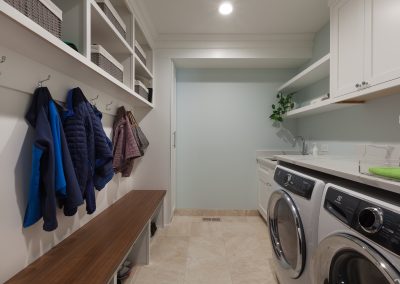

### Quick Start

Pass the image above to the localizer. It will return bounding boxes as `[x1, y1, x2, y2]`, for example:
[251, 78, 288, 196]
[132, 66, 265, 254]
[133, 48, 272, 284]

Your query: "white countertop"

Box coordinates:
[256, 150, 301, 169]
[274, 155, 400, 194]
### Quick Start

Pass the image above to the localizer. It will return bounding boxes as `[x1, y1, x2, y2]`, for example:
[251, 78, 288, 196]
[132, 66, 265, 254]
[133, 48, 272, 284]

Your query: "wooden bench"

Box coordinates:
[6, 190, 166, 284]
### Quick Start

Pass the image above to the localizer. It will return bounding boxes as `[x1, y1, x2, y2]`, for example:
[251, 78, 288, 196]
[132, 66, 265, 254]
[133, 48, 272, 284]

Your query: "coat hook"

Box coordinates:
[38, 75, 51, 87]
[105, 101, 113, 111]
[90, 95, 99, 106]
[0, 56, 6, 64]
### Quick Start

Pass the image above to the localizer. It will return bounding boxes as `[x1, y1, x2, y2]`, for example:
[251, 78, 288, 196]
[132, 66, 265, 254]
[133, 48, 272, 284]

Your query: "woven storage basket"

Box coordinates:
[96, 0, 126, 39]
[134, 40, 147, 65]
[135, 80, 150, 101]
[91, 44, 124, 82]
[4, 0, 62, 38]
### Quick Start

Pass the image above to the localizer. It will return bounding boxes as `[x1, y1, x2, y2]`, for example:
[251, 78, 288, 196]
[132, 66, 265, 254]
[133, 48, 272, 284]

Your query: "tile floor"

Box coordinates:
[129, 215, 277, 284]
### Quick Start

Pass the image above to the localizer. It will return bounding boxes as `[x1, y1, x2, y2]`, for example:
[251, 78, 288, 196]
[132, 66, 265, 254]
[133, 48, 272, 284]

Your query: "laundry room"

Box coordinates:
[1, 0, 400, 283]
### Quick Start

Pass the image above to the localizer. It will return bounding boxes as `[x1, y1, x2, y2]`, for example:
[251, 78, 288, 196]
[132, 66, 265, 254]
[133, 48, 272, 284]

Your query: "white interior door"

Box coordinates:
[170, 62, 177, 214]
[330, 0, 365, 98]
[364, 0, 400, 87]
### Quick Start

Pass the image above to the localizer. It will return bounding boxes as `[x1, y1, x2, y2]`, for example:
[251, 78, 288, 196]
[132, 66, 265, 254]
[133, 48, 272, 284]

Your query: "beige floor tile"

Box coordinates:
[221, 216, 248, 222]
[222, 221, 269, 239]
[173, 216, 203, 223]
[151, 236, 190, 262]
[190, 222, 224, 238]
[162, 221, 192, 237]
[188, 236, 226, 259]
[184, 256, 232, 284]
[133, 261, 186, 284]
[246, 215, 266, 223]
[225, 236, 273, 260]
[228, 255, 277, 284]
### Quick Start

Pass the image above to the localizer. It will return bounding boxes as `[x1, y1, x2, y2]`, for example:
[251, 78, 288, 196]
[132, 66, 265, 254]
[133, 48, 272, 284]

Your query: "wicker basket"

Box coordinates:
[4, 0, 62, 38]
[95, 0, 126, 39]
[135, 80, 150, 101]
[134, 40, 147, 65]
[91, 44, 124, 82]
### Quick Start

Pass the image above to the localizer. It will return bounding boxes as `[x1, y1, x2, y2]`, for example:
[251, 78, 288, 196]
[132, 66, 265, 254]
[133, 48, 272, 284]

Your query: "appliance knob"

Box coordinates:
[284, 173, 292, 186]
[358, 207, 384, 234]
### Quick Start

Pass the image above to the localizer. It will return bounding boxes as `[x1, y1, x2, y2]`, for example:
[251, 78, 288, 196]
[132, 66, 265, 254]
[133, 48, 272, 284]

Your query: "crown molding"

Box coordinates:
[154, 33, 315, 49]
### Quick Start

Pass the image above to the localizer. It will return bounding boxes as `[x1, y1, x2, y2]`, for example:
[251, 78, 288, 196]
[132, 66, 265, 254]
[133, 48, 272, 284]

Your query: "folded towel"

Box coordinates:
[368, 167, 400, 180]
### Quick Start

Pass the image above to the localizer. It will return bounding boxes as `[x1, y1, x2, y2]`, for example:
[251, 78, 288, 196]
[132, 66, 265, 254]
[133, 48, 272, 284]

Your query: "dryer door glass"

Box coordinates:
[268, 190, 306, 279]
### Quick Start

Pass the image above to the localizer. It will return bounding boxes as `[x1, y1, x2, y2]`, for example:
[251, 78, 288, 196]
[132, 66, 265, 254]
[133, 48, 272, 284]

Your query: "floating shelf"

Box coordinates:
[134, 54, 153, 79]
[286, 99, 362, 119]
[91, 0, 133, 57]
[0, 2, 152, 108]
[278, 54, 330, 93]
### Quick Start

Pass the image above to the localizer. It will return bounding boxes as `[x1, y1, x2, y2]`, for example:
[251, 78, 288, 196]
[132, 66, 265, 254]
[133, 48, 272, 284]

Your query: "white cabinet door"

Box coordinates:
[364, 0, 400, 87]
[257, 168, 274, 218]
[330, 0, 365, 97]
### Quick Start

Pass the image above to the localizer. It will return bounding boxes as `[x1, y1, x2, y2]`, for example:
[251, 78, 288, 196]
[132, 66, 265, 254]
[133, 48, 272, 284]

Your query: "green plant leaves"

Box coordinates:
[269, 92, 295, 122]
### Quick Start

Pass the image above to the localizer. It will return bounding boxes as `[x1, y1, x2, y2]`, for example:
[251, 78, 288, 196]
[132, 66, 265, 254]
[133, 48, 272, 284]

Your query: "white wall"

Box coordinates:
[0, 44, 155, 282]
[176, 69, 296, 209]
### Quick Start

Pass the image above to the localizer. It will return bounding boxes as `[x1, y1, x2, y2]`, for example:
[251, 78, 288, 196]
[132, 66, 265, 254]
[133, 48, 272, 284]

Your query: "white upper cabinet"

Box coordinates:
[330, 0, 400, 98]
[364, 0, 400, 88]
[330, 0, 365, 98]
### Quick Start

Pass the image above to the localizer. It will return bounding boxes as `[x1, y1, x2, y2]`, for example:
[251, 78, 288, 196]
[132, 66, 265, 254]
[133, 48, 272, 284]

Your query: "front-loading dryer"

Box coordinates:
[268, 165, 326, 284]
[312, 183, 400, 284]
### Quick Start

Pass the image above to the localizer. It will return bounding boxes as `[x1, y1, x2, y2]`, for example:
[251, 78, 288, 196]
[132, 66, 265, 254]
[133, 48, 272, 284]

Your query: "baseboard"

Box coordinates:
[174, 209, 260, 217]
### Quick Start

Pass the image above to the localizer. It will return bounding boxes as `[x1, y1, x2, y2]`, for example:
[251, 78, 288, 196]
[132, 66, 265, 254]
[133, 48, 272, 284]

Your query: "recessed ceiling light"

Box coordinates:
[219, 2, 233, 15]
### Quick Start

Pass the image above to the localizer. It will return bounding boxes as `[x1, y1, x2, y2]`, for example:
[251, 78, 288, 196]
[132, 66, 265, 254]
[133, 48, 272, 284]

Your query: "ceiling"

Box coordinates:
[173, 58, 308, 69]
[135, 0, 330, 37]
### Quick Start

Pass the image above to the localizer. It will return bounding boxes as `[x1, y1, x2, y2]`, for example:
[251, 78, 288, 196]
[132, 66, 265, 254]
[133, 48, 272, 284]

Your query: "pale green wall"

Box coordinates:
[176, 69, 296, 209]
[294, 23, 330, 106]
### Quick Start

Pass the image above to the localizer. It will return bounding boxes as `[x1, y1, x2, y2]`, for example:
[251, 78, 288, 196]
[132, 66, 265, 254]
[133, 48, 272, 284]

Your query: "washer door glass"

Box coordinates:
[331, 251, 391, 284]
[312, 234, 400, 284]
[268, 190, 306, 279]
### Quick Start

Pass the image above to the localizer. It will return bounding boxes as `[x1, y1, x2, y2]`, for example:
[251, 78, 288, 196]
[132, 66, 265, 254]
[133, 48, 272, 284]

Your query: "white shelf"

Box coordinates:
[0, 1, 152, 108]
[134, 54, 153, 79]
[91, 0, 133, 56]
[278, 54, 330, 93]
[286, 99, 362, 119]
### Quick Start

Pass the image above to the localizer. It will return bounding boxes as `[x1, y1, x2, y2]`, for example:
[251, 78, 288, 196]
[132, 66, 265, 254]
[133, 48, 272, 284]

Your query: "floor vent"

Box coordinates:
[202, 217, 221, 222]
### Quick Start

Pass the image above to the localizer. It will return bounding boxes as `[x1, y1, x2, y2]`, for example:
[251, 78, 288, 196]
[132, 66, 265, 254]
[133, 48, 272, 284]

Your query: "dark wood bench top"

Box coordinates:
[6, 190, 166, 284]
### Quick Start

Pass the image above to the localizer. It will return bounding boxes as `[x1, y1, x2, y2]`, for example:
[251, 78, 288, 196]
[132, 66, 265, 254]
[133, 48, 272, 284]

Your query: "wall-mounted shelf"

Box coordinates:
[0, 1, 153, 108]
[278, 54, 330, 93]
[91, 0, 133, 57]
[135, 54, 153, 79]
[286, 99, 361, 119]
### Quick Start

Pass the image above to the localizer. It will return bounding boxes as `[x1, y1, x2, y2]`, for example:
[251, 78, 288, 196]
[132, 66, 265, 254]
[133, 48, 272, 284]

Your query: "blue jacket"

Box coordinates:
[24, 88, 83, 231]
[63, 88, 113, 214]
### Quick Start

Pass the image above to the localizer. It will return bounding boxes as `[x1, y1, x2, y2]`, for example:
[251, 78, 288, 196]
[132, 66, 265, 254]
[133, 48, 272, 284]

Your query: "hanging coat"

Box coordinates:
[112, 107, 141, 177]
[63, 88, 113, 214]
[24, 87, 83, 231]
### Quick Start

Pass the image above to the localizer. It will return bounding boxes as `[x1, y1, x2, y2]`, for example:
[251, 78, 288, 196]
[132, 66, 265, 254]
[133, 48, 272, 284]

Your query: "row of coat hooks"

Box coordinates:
[35, 74, 116, 112]
[0, 54, 130, 115]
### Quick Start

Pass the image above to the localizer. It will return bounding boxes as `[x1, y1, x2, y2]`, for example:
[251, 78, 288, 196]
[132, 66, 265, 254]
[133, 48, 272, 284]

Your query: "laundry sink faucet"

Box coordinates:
[295, 136, 308, 155]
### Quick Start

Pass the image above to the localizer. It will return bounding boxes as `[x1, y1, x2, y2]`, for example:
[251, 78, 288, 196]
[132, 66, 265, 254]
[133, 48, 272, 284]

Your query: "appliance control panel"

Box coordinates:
[274, 167, 315, 199]
[325, 187, 400, 256]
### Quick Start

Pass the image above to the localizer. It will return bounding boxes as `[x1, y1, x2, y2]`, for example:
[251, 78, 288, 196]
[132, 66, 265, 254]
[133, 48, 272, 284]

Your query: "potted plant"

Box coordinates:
[269, 92, 295, 122]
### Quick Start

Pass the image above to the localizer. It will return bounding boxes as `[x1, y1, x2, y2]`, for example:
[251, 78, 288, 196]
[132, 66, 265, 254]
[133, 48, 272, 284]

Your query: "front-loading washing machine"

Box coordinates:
[312, 182, 400, 284]
[268, 165, 326, 284]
